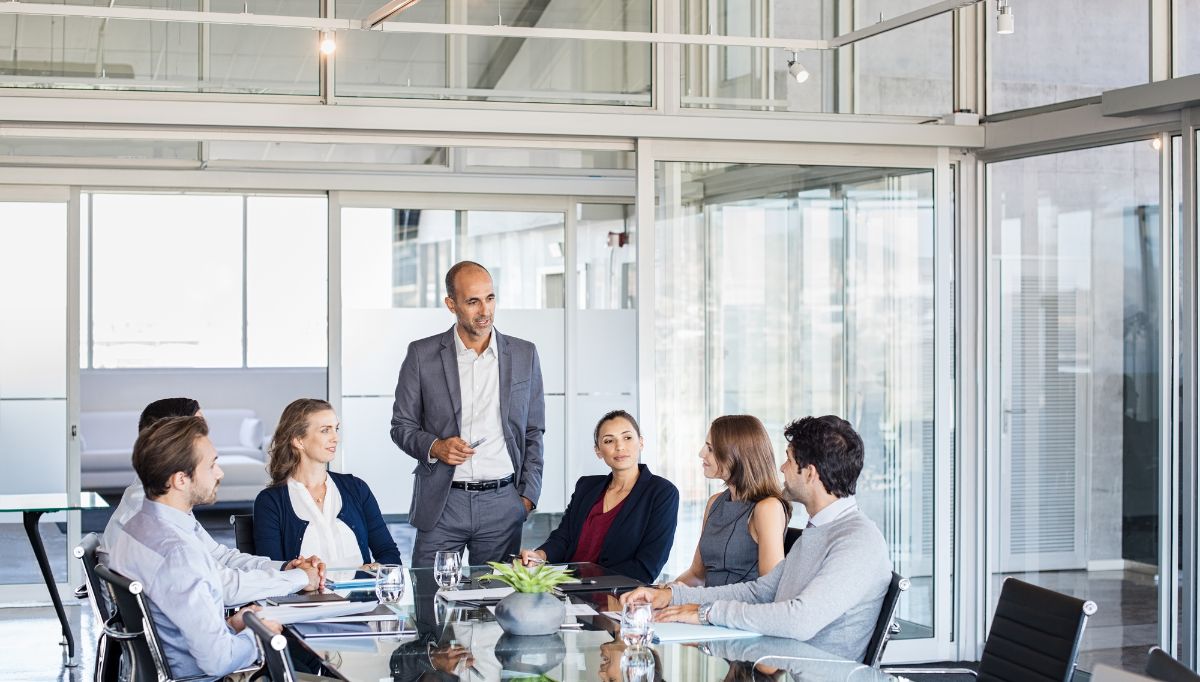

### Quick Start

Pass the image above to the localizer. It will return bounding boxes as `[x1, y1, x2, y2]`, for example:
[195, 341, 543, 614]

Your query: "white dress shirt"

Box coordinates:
[107, 500, 261, 681]
[451, 329, 514, 482]
[102, 482, 307, 604]
[805, 495, 859, 528]
[288, 476, 364, 567]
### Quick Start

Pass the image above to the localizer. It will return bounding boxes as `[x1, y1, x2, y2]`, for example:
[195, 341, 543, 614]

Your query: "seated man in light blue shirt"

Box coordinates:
[102, 397, 323, 605]
[107, 415, 285, 681]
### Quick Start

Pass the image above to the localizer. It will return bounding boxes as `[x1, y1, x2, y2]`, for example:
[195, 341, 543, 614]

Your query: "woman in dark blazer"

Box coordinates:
[254, 399, 401, 567]
[519, 410, 679, 583]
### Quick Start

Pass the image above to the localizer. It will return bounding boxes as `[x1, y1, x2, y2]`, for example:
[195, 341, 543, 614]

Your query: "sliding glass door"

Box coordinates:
[987, 141, 1167, 672]
[648, 142, 955, 660]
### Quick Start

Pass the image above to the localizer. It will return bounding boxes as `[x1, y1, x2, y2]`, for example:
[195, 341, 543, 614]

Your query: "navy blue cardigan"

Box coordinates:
[537, 464, 679, 583]
[253, 471, 402, 565]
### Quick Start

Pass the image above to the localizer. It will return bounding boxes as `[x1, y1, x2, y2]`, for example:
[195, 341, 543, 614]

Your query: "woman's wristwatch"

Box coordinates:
[697, 603, 713, 626]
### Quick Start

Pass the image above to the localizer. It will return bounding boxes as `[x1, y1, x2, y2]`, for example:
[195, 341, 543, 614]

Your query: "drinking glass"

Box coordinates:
[620, 601, 654, 647]
[620, 645, 656, 682]
[375, 564, 405, 604]
[434, 550, 462, 590]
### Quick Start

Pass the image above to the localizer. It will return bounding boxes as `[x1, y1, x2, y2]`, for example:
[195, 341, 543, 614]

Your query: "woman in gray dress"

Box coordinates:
[672, 415, 791, 587]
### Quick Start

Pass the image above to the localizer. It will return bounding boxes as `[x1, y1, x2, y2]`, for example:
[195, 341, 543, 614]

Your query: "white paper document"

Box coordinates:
[257, 601, 378, 625]
[436, 586, 515, 602]
[600, 612, 762, 643]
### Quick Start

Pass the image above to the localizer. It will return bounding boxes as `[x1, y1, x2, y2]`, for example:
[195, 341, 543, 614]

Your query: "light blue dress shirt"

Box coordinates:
[102, 482, 307, 605]
[107, 500, 261, 681]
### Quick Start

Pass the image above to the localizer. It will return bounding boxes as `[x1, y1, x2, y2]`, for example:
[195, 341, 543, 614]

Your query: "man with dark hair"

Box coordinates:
[391, 260, 546, 567]
[102, 397, 322, 605]
[107, 417, 281, 681]
[621, 415, 891, 661]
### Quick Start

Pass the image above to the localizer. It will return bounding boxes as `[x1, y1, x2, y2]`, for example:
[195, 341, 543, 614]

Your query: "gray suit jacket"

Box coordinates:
[390, 327, 546, 532]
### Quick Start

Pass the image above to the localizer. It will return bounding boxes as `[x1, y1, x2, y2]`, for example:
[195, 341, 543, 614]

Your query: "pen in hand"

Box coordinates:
[468, 437, 487, 448]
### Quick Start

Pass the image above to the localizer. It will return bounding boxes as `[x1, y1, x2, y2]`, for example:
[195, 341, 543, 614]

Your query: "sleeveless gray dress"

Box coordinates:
[698, 489, 759, 586]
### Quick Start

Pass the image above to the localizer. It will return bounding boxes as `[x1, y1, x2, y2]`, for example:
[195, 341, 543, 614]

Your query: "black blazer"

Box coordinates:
[537, 464, 679, 583]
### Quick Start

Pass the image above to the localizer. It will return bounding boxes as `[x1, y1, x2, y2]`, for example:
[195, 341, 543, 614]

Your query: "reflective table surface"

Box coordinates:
[291, 564, 906, 682]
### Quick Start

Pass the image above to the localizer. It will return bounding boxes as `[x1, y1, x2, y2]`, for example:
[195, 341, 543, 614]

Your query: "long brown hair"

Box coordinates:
[709, 415, 791, 522]
[268, 398, 334, 486]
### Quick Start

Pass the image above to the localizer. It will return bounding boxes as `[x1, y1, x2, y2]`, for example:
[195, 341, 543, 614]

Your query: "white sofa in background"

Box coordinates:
[80, 409, 269, 503]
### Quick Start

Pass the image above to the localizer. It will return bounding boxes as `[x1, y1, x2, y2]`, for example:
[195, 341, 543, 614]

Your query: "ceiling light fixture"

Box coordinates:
[996, 0, 1014, 35]
[787, 51, 810, 84]
[319, 32, 336, 55]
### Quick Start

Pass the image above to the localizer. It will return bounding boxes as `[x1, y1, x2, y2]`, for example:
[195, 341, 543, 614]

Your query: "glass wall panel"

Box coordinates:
[339, 204, 568, 521]
[335, 0, 651, 104]
[246, 196, 328, 367]
[0, 0, 318, 93]
[0, 139, 199, 164]
[90, 194, 244, 368]
[655, 161, 938, 637]
[854, 2, 951, 116]
[681, 0, 831, 112]
[1176, 0, 1200, 76]
[987, 140, 1163, 671]
[989, 0, 1149, 113]
[0, 199, 68, 584]
[573, 203, 637, 483]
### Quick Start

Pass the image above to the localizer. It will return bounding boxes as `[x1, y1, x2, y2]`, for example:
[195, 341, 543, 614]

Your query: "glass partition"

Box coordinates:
[335, 0, 651, 104]
[1177, 0, 1200, 77]
[854, 0, 951, 116]
[0, 198, 69, 584]
[0, 0, 319, 94]
[655, 161, 939, 640]
[989, 0, 1149, 113]
[987, 140, 1164, 671]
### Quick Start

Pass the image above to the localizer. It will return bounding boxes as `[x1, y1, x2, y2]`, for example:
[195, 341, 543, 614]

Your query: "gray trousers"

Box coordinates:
[411, 483, 527, 568]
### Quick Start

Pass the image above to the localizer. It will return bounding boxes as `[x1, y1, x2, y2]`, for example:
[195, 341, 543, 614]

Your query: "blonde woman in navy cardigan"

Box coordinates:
[254, 399, 401, 568]
[518, 410, 679, 583]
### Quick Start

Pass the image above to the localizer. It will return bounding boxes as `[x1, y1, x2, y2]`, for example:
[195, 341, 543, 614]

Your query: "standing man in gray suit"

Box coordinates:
[391, 261, 546, 568]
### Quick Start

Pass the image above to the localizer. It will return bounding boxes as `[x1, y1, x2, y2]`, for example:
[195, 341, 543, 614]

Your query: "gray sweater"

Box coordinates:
[670, 508, 891, 661]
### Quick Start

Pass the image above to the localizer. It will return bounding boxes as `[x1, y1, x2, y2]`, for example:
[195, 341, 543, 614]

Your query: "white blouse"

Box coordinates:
[287, 476, 363, 567]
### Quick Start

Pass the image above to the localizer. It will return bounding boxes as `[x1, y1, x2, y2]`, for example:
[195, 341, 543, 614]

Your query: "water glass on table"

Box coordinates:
[620, 645, 657, 682]
[620, 601, 654, 647]
[434, 551, 463, 590]
[375, 564, 406, 604]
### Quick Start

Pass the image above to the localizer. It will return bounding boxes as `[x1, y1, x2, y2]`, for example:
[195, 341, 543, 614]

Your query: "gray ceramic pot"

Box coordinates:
[494, 591, 565, 636]
[494, 633, 566, 674]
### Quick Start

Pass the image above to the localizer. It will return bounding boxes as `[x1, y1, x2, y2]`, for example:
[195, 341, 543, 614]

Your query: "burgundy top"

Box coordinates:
[570, 494, 627, 564]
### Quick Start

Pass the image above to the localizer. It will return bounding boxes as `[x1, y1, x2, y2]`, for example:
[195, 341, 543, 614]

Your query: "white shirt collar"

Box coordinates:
[807, 495, 858, 527]
[453, 326, 497, 358]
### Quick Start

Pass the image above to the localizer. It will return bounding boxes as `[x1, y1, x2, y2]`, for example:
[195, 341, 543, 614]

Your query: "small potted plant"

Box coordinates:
[478, 561, 576, 636]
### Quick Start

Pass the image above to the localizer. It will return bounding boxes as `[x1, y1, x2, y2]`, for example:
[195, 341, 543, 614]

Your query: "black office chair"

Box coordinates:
[95, 563, 259, 682]
[862, 571, 910, 667]
[74, 533, 122, 682]
[230, 514, 256, 555]
[885, 577, 1096, 682]
[1146, 646, 1200, 682]
[783, 527, 803, 554]
[244, 612, 300, 682]
[93, 563, 166, 682]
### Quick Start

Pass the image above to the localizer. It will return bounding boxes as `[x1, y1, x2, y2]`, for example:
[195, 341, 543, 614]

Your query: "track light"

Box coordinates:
[319, 32, 337, 55]
[996, 0, 1014, 35]
[787, 51, 810, 84]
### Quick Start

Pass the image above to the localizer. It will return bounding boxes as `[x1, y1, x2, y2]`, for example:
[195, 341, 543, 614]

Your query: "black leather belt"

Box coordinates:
[450, 474, 514, 491]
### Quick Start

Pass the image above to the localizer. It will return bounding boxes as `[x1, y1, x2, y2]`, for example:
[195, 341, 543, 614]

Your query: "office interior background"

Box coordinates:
[0, 0, 1199, 676]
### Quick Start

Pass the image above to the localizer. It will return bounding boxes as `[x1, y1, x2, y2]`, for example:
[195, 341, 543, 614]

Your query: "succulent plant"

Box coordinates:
[478, 561, 577, 593]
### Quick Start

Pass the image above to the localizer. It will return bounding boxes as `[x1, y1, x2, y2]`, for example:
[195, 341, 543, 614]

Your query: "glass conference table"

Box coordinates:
[289, 563, 908, 682]
[0, 492, 109, 667]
